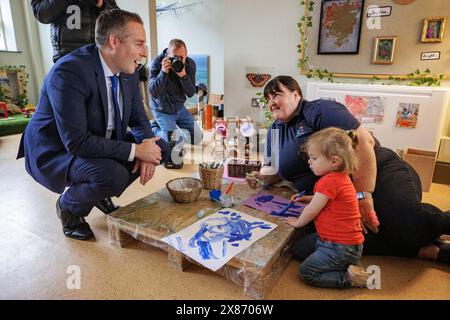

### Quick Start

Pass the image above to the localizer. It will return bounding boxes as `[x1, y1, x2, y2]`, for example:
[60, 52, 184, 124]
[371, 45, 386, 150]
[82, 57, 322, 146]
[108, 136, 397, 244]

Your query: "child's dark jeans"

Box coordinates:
[292, 232, 363, 288]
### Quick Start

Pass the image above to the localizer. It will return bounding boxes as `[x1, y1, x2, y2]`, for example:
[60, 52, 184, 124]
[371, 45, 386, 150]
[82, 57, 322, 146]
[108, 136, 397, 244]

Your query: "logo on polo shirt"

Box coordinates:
[296, 123, 305, 137]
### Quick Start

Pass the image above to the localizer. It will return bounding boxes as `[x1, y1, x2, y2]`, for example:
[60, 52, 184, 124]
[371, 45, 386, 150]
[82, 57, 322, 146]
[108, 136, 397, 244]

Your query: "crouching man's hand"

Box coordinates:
[135, 137, 162, 165]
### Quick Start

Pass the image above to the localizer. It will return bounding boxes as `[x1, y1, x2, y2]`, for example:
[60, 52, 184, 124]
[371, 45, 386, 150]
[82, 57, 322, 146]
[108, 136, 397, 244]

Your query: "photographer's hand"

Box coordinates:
[161, 57, 171, 74]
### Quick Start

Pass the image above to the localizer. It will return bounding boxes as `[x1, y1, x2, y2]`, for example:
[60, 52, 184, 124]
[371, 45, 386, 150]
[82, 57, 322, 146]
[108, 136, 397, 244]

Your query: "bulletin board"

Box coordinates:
[300, 0, 450, 79]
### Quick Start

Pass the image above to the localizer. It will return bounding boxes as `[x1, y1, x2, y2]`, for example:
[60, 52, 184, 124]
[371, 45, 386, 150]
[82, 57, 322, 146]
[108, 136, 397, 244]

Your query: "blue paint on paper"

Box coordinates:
[189, 213, 272, 260]
[222, 240, 227, 257]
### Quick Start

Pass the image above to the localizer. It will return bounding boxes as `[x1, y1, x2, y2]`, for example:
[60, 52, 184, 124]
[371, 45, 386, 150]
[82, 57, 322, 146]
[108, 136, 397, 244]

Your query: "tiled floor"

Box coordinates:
[1, 134, 449, 299]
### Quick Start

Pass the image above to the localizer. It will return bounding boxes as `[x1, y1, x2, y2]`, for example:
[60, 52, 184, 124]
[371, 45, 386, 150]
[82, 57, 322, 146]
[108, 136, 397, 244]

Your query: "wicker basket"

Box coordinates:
[166, 177, 203, 203]
[199, 165, 224, 190]
[227, 160, 261, 178]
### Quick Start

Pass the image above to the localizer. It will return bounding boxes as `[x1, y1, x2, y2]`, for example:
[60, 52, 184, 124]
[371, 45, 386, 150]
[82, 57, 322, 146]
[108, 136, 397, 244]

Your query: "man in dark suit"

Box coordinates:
[17, 9, 169, 241]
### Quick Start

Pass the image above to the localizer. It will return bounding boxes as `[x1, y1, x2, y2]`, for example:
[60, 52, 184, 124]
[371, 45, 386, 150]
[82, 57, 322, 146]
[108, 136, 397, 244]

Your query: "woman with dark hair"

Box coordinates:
[247, 75, 450, 264]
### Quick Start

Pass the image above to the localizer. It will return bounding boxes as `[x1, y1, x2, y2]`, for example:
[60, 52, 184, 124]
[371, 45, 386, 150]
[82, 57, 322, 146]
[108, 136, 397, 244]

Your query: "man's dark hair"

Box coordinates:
[95, 9, 143, 46]
[168, 39, 187, 50]
[263, 75, 303, 100]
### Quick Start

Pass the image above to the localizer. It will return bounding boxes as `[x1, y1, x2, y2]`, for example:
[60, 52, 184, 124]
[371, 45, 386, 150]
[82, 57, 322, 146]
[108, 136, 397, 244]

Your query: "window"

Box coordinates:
[0, 0, 17, 51]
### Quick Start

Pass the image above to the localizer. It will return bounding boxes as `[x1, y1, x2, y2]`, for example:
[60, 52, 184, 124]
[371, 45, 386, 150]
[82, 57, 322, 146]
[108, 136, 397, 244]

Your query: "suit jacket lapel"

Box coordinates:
[93, 47, 109, 131]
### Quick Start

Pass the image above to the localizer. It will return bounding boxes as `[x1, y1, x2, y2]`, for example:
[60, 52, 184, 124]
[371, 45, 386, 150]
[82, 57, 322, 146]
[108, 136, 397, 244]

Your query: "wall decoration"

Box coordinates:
[367, 6, 392, 17]
[344, 95, 386, 124]
[396, 102, 419, 128]
[393, 0, 415, 4]
[245, 67, 274, 89]
[421, 51, 440, 60]
[161, 209, 276, 271]
[246, 73, 271, 87]
[421, 17, 446, 43]
[297, 0, 449, 82]
[372, 36, 397, 64]
[184, 54, 209, 109]
[317, 0, 365, 54]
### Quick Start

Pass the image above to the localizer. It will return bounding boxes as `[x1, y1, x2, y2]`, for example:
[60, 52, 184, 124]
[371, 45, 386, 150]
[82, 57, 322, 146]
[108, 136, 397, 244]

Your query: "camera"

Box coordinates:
[164, 131, 184, 169]
[168, 55, 184, 73]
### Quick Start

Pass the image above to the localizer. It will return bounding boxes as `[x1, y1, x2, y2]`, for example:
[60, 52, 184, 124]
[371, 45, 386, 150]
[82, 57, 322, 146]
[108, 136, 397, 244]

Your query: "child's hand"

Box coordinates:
[290, 194, 313, 203]
[284, 217, 301, 228]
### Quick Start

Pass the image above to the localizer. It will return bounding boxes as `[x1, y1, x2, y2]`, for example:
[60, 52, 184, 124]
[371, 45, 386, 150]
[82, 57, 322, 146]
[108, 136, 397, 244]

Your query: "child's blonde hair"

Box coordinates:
[305, 127, 359, 173]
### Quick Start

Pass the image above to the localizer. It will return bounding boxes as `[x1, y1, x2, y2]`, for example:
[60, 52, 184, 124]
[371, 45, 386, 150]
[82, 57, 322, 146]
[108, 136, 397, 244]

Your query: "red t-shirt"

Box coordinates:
[313, 172, 364, 245]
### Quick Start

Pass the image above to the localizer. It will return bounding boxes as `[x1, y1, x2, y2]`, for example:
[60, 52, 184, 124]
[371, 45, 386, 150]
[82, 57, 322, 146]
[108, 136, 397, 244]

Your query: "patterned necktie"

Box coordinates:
[109, 75, 123, 140]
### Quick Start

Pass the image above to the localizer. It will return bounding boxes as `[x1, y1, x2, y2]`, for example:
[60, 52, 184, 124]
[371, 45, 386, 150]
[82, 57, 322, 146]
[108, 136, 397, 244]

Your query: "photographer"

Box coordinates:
[149, 39, 202, 145]
[31, 0, 119, 62]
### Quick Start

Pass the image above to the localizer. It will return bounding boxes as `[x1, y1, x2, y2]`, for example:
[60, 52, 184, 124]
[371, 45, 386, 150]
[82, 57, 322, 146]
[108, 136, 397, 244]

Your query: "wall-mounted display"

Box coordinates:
[344, 95, 386, 124]
[317, 0, 365, 54]
[246, 73, 271, 87]
[396, 103, 420, 128]
[367, 6, 392, 17]
[372, 36, 397, 64]
[421, 17, 446, 43]
[421, 51, 441, 60]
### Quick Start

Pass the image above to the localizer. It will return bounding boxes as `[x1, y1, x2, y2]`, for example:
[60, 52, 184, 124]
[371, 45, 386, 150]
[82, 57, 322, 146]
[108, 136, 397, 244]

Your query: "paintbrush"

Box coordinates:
[274, 191, 306, 216]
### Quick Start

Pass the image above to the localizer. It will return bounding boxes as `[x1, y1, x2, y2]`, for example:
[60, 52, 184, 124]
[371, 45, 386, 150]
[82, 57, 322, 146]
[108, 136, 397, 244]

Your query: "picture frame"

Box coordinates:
[421, 17, 446, 43]
[372, 36, 397, 64]
[317, 0, 365, 54]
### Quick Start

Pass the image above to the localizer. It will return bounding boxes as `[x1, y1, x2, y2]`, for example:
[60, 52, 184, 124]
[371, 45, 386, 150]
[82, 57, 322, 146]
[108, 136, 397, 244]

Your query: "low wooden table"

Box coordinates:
[107, 182, 302, 299]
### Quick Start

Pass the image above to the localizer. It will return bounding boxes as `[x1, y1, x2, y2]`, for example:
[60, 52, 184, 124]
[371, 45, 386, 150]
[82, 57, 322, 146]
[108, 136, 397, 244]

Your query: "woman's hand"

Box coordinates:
[246, 171, 261, 189]
[358, 195, 380, 234]
[245, 170, 281, 189]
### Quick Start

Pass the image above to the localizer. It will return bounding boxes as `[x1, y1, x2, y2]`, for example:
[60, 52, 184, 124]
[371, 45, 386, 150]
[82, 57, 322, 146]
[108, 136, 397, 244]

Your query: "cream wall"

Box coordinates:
[156, 0, 224, 94]
[224, 0, 306, 123]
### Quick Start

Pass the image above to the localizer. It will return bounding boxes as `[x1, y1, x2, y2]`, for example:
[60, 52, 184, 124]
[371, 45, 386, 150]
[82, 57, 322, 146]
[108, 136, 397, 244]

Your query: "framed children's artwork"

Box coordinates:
[317, 0, 365, 54]
[372, 36, 397, 64]
[396, 103, 420, 128]
[421, 17, 446, 43]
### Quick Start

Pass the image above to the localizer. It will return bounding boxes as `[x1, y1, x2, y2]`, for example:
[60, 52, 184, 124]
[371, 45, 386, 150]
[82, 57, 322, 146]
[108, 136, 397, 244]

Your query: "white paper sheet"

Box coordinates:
[161, 209, 277, 271]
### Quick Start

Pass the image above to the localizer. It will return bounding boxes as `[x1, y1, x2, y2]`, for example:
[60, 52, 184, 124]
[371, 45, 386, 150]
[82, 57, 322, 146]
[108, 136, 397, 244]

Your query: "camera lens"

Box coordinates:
[171, 56, 184, 73]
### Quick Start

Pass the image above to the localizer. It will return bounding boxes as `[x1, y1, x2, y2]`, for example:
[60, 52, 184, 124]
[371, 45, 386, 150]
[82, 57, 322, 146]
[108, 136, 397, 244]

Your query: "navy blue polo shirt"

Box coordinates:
[265, 99, 360, 193]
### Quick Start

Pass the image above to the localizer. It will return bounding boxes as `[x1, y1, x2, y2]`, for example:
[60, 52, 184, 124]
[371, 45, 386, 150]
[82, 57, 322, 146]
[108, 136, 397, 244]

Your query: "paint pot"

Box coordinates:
[196, 210, 205, 219]
[221, 194, 233, 208]
[209, 189, 222, 202]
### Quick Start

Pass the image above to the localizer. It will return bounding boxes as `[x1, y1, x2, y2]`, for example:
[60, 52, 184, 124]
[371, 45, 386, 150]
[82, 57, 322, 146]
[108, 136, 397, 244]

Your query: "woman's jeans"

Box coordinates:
[292, 233, 363, 289]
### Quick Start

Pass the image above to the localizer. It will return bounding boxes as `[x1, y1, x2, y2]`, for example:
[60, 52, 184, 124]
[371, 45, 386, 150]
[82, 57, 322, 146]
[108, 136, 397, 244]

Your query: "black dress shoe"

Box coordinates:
[56, 197, 94, 240]
[95, 198, 120, 214]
